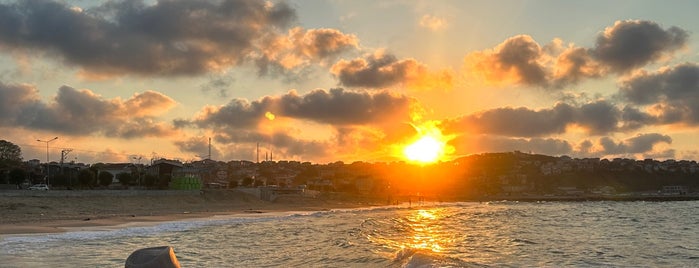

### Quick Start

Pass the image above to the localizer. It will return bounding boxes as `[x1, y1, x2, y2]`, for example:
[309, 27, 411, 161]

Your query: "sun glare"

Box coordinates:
[398, 121, 454, 164]
[404, 136, 443, 163]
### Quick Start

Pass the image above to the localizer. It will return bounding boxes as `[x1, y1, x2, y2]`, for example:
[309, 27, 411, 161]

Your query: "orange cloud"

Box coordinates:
[464, 35, 548, 86]
[255, 27, 359, 73]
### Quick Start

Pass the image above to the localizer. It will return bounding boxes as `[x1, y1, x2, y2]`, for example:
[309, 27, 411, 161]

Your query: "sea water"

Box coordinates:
[1, 201, 698, 267]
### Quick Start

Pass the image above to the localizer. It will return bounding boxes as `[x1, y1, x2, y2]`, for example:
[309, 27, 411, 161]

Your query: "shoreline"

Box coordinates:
[3, 189, 698, 236]
[0, 189, 385, 236]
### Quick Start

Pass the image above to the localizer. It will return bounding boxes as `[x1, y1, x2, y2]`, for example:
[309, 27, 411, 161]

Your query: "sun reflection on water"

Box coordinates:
[402, 208, 449, 253]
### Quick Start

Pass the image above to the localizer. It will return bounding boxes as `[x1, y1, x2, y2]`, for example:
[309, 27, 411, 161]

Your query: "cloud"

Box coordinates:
[419, 15, 448, 31]
[464, 35, 549, 86]
[211, 129, 331, 161]
[279, 88, 414, 124]
[449, 135, 574, 156]
[448, 133, 672, 159]
[200, 74, 235, 98]
[254, 27, 359, 76]
[620, 105, 657, 130]
[0, 0, 296, 76]
[551, 46, 604, 86]
[592, 20, 688, 73]
[188, 98, 272, 130]
[599, 133, 672, 155]
[443, 99, 633, 137]
[619, 63, 699, 125]
[186, 88, 415, 129]
[178, 88, 420, 162]
[331, 51, 453, 90]
[174, 136, 222, 160]
[269, 131, 330, 158]
[464, 20, 688, 88]
[575, 100, 620, 134]
[444, 103, 573, 137]
[0, 83, 177, 138]
[0, 82, 42, 125]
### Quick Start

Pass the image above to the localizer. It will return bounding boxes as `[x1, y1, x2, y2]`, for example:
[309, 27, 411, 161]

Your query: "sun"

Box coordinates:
[404, 135, 443, 163]
[398, 121, 454, 164]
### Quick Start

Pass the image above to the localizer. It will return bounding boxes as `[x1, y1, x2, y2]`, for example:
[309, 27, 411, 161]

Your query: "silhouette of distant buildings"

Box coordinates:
[6, 151, 699, 200]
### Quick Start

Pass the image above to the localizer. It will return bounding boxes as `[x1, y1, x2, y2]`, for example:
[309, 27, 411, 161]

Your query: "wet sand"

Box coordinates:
[0, 189, 384, 235]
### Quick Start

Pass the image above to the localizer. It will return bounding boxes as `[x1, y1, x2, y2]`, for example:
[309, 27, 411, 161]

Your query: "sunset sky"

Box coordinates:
[1, 0, 699, 164]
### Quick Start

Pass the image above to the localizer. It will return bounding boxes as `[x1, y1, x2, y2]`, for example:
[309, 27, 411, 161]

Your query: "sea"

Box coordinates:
[1, 200, 698, 267]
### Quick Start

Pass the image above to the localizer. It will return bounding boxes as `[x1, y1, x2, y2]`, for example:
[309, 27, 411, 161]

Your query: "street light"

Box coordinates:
[37, 137, 58, 187]
[132, 156, 142, 187]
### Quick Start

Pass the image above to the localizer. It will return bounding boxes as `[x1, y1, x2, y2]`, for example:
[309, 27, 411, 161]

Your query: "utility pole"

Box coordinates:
[132, 156, 142, 187]
[61, 149, 73, 187]
[37, 137, 58, 187]
[60, 149, 73, 166]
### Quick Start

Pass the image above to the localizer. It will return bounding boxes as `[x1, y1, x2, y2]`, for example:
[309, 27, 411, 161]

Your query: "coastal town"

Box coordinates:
[2, 138, 698, 201]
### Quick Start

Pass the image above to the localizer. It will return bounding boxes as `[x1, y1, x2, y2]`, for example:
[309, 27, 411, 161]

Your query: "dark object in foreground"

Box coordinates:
[125, 246, 181, 268]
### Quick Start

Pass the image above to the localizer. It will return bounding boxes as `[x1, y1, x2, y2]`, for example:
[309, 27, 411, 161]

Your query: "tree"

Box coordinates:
[52, 173, 68, 187]
[240, 176, 253, 187]
[143, 174, 158, 188]
[0, 140, 22, 169]
[98, 171, 113, 187]
[116, 172, 134, 186]
[8, 168, 27, 186]
[78, 169, 95, 188]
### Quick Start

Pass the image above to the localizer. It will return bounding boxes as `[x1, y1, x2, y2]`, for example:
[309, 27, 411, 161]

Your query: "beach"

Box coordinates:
[0, 189, 384, 235]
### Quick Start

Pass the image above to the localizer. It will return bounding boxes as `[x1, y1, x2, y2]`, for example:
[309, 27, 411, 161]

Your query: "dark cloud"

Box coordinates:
[576, 100, 619, 134]
[331, 53, 418, 88]
[443, 103, 574, 137]
[465, 20, 688, 88]
[174, 137, 222, 160]
[212, 129, 330, 160]
[0, 82, 41, 125]
[449, 135, 574, 156]
[187, 88, 414, 129]
[449, 133, 671, 159]
[279, 88, 413, 125]
[620, 63, 699, 125]
[620, 105, 657, 130]
[190, 97, 272, 129]
[0, 83, 177, 137]
[331, 52, 452, 90]
[592, 20, 688, 73]
[270, 131, 329, 158]
[599, 133, 672, 155]
[443, 99, 658, 137]
[0, 0, 296, 76]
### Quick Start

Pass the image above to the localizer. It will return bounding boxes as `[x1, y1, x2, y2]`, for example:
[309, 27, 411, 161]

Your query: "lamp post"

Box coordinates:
[132, 156, 142, 187]
[37, 137, 58, 187]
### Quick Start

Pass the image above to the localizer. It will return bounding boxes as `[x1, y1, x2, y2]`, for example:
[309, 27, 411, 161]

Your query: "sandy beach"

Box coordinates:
[0, 189, 385, 235]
